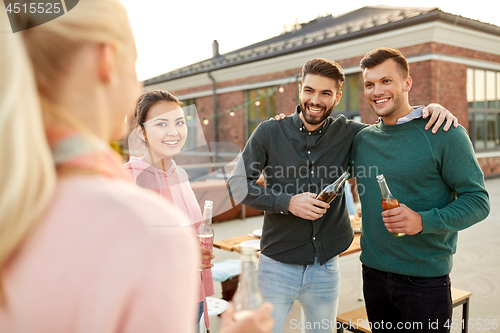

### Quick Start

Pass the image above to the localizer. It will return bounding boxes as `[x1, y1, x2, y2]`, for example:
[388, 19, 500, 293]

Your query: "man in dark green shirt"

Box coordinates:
[350, 48, 490, 332]
[228, 58, 455, 333]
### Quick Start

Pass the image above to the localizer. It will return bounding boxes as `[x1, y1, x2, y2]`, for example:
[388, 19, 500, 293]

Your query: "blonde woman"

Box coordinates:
[0, 1, 272, 332]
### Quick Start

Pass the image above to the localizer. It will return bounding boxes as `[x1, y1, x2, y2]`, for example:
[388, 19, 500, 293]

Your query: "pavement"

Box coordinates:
[208, 177, 500, 333]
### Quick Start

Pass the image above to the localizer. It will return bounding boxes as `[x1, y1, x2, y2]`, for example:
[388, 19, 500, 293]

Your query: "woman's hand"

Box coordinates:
[220, 303, 274, 333]
[199, 247, 214, 270]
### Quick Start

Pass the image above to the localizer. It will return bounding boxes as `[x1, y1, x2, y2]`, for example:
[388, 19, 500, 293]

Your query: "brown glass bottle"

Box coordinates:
[315, 171, 350, 204]
[376, 174, 405, 237]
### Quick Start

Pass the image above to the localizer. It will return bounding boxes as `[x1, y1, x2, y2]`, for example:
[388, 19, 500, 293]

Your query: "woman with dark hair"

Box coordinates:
[124, 89, 215, 330]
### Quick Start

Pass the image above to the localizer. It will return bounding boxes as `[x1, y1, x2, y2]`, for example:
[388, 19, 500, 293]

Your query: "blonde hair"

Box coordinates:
[0, 0, 131, 300]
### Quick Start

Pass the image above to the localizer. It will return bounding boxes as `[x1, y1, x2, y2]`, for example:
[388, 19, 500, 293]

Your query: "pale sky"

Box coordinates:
[120, 0, 500, 81]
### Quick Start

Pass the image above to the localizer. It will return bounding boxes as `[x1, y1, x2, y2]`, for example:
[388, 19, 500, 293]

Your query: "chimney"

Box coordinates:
[212, 40, 220, 58]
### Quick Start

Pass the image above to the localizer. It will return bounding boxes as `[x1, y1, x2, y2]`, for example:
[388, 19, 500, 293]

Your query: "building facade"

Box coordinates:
[142, 5, 500, 186]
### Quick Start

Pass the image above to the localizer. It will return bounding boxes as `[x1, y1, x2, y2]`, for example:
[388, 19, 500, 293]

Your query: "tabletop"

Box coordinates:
[213, 232, 361, 257]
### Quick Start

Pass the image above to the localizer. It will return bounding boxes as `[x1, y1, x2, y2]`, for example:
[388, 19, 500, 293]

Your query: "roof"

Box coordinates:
[144, 5, 500, 85]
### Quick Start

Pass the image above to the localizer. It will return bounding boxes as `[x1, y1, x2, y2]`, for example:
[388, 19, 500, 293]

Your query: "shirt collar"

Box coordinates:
[378, 105, 425, 125]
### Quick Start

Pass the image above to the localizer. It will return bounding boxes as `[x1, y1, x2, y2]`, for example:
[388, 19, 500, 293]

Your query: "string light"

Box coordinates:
[179, 77, 298, 125]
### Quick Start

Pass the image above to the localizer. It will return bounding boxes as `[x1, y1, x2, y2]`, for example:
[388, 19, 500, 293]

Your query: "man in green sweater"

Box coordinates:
[350, 48, 490, 332]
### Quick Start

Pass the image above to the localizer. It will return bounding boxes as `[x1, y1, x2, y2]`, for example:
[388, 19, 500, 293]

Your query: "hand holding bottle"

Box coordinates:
[199, 247, 215, 270]
[220, 303, 274, 333]
[377, 175, 423, 236]
[288, 192, 329, 220]
[381, 203, 423, 235]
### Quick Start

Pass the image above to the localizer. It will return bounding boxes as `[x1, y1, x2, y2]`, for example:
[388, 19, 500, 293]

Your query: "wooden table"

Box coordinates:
[214, 232, 361, 257]
[213, 232, 362, 302]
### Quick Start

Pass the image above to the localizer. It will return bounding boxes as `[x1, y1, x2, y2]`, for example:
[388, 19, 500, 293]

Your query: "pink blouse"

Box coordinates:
[0, 176, 198, 333]
[124, 157, 215, 326]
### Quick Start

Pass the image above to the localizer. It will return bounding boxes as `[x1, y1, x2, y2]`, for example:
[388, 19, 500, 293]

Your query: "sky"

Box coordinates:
[120, 0, 500, 81]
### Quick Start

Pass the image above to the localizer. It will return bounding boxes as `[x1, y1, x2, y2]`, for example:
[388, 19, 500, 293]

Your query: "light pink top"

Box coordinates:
[0, 176, 198, 333]
[124, 157, 215, 301]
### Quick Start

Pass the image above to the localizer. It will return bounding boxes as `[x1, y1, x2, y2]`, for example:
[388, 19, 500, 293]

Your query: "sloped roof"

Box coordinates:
[144, 5, 500, 85]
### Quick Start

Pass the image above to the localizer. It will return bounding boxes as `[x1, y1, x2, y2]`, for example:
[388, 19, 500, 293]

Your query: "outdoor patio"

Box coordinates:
[207, 177, 500, 332]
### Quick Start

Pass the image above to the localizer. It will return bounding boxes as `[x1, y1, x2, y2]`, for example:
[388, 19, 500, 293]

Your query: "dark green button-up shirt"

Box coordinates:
[228, 106, 366, 265]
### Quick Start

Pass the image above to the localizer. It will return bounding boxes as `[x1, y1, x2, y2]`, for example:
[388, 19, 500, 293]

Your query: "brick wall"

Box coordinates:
[217, 91, 246, 148]
[409, 60, 469, 130]
[478, 156, 500, 178]
[276, 81, 299, 116]
[158, 41, 500, 179]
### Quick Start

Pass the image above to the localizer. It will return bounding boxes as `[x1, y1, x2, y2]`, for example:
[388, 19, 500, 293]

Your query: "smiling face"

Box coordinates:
[362, 58, 413, 124]
[141, 101, 187, 163]
[299, 74, 342, 131]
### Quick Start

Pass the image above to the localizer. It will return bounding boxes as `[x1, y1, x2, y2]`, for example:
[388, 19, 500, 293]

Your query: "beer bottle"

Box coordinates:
[232, 246, 263, 321]
[376, 174, 405, 237]
[315, 170, 350, 204]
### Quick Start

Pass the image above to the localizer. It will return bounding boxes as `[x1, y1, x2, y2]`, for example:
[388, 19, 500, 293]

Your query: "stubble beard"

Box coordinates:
[371, 88, 405, 119]
[300, 102, 335, 126]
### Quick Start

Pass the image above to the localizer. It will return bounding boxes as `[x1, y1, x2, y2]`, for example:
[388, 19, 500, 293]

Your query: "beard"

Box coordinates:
[300, 101, 335, 126]
[370, 87, 406, 119]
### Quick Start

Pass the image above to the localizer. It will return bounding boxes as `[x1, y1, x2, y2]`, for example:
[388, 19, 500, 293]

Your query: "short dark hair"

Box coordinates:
[360, 48, 409, 78]
[134, 90, 183, 128]
[301, 58, 345, 89]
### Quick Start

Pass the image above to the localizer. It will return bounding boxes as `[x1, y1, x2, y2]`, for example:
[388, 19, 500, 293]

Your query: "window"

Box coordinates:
[246, 87, 276, 137]
[181, 98, 198, 150]
[334, 74, 360, 119]
[467, 68, 500, 151]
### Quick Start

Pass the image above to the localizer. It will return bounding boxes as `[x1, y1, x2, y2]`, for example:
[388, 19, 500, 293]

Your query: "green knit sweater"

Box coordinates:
[350, 118, 490, 277]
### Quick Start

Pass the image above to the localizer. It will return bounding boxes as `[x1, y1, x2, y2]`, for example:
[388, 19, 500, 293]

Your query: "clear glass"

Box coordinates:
[232, 247, 263, 320]
[497, 114, 500, 147]
[476, 113, 486, 150]
[486, 71, 496, 109]
[487, 113, 496, 149]
[475, 70, 486, 109]
[468, 113, 474, 143]
[497, 73, 500, 108]
[349, 75, 360, 111]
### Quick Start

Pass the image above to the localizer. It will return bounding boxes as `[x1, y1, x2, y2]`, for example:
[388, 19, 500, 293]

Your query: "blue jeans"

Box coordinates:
[196, 301, 203, 323]
[196, 301, 203, 333]
[362, 264, 452, 333]
[257, 254, 340, 333]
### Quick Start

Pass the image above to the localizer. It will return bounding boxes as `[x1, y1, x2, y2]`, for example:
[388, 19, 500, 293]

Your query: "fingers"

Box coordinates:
[200, 263, 214, 270]
[199, 247, 212, 254]
[424, 107, 439, 130]
[442, 114, 458, 131]
[200, 253, 215, 261]
[220, 303, 274, 333]
[422, 106, 429, 119]
[431, 109, 447, 133]
[253, 303, 275, 332]
[269, 114, 286, 121]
